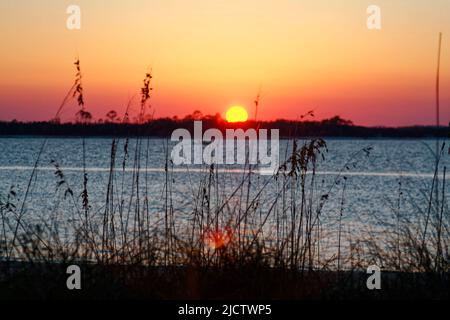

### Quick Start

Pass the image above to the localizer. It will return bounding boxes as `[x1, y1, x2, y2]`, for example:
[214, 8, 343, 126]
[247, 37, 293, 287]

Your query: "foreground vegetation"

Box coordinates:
[0, 60, 449, 299]
[0, 134, 448, 299]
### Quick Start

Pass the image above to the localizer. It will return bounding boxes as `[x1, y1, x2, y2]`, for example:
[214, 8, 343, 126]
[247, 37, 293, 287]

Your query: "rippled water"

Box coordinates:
[0, 137, 447, 246]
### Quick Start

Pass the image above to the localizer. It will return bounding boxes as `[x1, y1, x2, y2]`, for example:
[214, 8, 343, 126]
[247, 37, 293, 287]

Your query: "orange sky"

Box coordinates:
[0, 0, 449, 126]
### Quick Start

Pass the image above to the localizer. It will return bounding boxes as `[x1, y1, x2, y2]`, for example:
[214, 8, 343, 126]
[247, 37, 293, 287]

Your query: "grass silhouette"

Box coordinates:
[0, 60, 449, 300]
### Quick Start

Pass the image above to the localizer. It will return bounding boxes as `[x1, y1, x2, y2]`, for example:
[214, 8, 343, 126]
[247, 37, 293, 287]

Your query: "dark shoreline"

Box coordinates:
[0, 135, 448, 140]
[0, 118, 448, 139]
[0, 261, 448, 300]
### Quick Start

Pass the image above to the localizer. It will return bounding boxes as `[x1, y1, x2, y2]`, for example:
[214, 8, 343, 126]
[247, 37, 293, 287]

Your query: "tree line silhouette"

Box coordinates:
[0, 113, 447, 138]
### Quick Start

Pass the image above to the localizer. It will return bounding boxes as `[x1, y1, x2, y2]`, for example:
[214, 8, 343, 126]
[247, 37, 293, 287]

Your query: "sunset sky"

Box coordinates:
[0, 0, 449, 126]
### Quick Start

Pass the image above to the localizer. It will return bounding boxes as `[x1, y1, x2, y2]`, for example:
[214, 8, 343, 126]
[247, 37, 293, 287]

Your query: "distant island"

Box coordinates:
[0, 115, 448, 138]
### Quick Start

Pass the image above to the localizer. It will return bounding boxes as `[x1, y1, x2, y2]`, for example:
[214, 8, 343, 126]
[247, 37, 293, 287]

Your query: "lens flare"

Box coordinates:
[204, 227, 233, 250]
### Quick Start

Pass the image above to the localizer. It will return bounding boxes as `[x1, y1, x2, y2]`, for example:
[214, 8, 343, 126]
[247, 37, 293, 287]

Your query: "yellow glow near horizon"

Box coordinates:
[226, 106, 248, 123]
[0, 0, 450, 125]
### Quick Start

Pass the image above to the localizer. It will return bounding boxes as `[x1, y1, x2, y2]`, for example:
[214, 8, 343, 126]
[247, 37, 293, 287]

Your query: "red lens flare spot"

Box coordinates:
[203, 227, 233, 250]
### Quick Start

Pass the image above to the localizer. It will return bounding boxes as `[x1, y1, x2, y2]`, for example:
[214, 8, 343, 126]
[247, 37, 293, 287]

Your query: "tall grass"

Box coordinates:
[0, 61, 449, 299]
[3, 128, 445, 273]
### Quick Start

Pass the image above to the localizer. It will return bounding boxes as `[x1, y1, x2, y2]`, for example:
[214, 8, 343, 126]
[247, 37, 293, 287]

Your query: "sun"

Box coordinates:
[226, 106, 249, 123]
